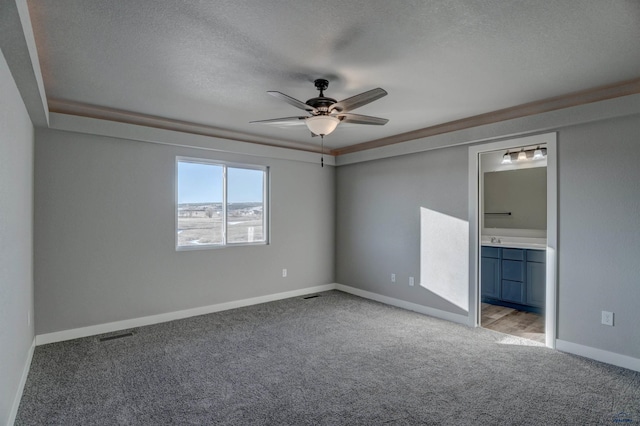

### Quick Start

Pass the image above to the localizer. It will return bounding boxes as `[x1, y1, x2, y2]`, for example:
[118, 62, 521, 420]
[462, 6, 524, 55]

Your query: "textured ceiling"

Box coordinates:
[27, 0, 640, 152]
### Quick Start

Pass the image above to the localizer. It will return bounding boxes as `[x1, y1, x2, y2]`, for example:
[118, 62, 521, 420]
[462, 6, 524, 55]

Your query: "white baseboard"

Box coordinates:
[335, 283, 469, 325]
[30, 284, 640, 385]
[35, 283, 471, 346]
[556, 340, 640, 372]
[35, 284, 337, 345]
[8, 337, 35, 426]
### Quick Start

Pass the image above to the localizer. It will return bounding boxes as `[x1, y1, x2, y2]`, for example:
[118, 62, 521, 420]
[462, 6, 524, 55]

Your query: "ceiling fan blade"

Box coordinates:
[336, 113, 389, 125]
[330, 88, 387, 113]
[250, 116, 307, 125]
[268, 91, 318, 113]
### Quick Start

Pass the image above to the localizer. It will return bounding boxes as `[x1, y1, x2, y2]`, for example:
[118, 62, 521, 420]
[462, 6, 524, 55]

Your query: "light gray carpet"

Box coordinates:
[16, 290, 640, 425]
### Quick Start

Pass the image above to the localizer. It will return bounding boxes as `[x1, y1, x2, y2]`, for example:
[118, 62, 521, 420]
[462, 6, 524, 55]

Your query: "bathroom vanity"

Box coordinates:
[481, 239, 546, 314]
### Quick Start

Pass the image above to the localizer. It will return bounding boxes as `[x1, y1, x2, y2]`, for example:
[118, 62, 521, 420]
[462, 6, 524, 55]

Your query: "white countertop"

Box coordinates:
[481, 236, 546, 250]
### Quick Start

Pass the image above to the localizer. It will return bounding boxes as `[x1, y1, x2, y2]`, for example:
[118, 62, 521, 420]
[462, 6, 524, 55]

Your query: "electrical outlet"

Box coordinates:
[282, 268, 287, 278]
[391, 273, 396, 283]
[601, 311, 614, 326]
[409, 277, 415, 286]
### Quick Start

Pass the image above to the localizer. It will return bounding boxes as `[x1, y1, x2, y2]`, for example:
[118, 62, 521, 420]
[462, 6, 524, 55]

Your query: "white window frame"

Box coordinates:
[175, 156, 270, 250]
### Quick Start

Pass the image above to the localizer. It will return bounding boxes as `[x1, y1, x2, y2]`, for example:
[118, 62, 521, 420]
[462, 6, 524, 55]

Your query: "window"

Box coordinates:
[176, 157, 268, 249]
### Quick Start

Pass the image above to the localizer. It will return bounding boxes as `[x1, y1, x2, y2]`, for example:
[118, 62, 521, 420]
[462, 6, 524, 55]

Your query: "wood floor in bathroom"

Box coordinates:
[481, 303, 545, 343]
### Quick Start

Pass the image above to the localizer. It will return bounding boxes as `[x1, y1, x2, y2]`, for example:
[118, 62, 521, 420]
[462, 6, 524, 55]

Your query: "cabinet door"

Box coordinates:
[526, 261, 546, 308]
[481, 257, 500, 299]
[502, 280, 525, 304]
[502, 260, 524, 282]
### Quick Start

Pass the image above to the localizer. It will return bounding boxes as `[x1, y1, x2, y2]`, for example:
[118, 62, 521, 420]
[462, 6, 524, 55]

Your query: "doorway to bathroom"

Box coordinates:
[480, 147, 547, 343]
[468, 134, 557, 347]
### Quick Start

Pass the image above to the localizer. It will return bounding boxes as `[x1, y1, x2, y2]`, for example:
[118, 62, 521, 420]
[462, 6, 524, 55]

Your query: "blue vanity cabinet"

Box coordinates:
[481, 247, 501, 299]
[526, 250, 546, 308]
[501, 249, 525, 304]
[481, 246, 545, 313]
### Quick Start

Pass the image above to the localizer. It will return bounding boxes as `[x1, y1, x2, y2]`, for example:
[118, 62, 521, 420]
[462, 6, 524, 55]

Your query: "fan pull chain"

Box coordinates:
[321, 135, 324, 168]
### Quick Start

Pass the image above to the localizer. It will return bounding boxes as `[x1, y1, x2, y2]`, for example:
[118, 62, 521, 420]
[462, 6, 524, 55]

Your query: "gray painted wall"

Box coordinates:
[0, 49, 34, 424]
[558, 115, 640, 358]
[34, 129, 334, 334]
[336, 114, 640, 360]
[336, 145, 469, 316]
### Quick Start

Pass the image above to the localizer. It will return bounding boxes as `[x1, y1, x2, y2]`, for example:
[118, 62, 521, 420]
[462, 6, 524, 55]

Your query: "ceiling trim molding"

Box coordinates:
[48, 113, 336, 166]
[48, 99, 328, 155]
[335, 92, 640, 166]
[331, 77, 640, 156]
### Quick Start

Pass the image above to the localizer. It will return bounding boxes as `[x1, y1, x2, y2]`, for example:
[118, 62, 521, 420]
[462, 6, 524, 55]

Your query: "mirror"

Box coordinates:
[484, 167, 547, 230]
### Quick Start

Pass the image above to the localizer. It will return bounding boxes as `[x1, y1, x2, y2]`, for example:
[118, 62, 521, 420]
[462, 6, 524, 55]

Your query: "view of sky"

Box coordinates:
[177, 162, 264, 203]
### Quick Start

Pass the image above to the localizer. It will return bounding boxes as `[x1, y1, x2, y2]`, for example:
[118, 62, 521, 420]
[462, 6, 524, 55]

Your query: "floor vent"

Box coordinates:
[303, 295, 320, 300]
[98, 331, 135, 342]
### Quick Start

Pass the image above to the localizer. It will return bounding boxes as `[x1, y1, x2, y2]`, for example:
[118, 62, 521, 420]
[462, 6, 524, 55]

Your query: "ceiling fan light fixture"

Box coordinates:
[306, 115, 340, 136]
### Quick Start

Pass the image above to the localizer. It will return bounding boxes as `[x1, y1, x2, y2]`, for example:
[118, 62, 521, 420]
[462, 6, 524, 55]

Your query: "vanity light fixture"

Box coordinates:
[533, 146, 545, 160]
[501, 146, 547, 164]
[501, 152, 512, 164]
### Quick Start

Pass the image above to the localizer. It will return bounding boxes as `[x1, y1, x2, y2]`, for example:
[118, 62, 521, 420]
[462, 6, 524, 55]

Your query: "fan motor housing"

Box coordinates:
[306, 97, 337, 112]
